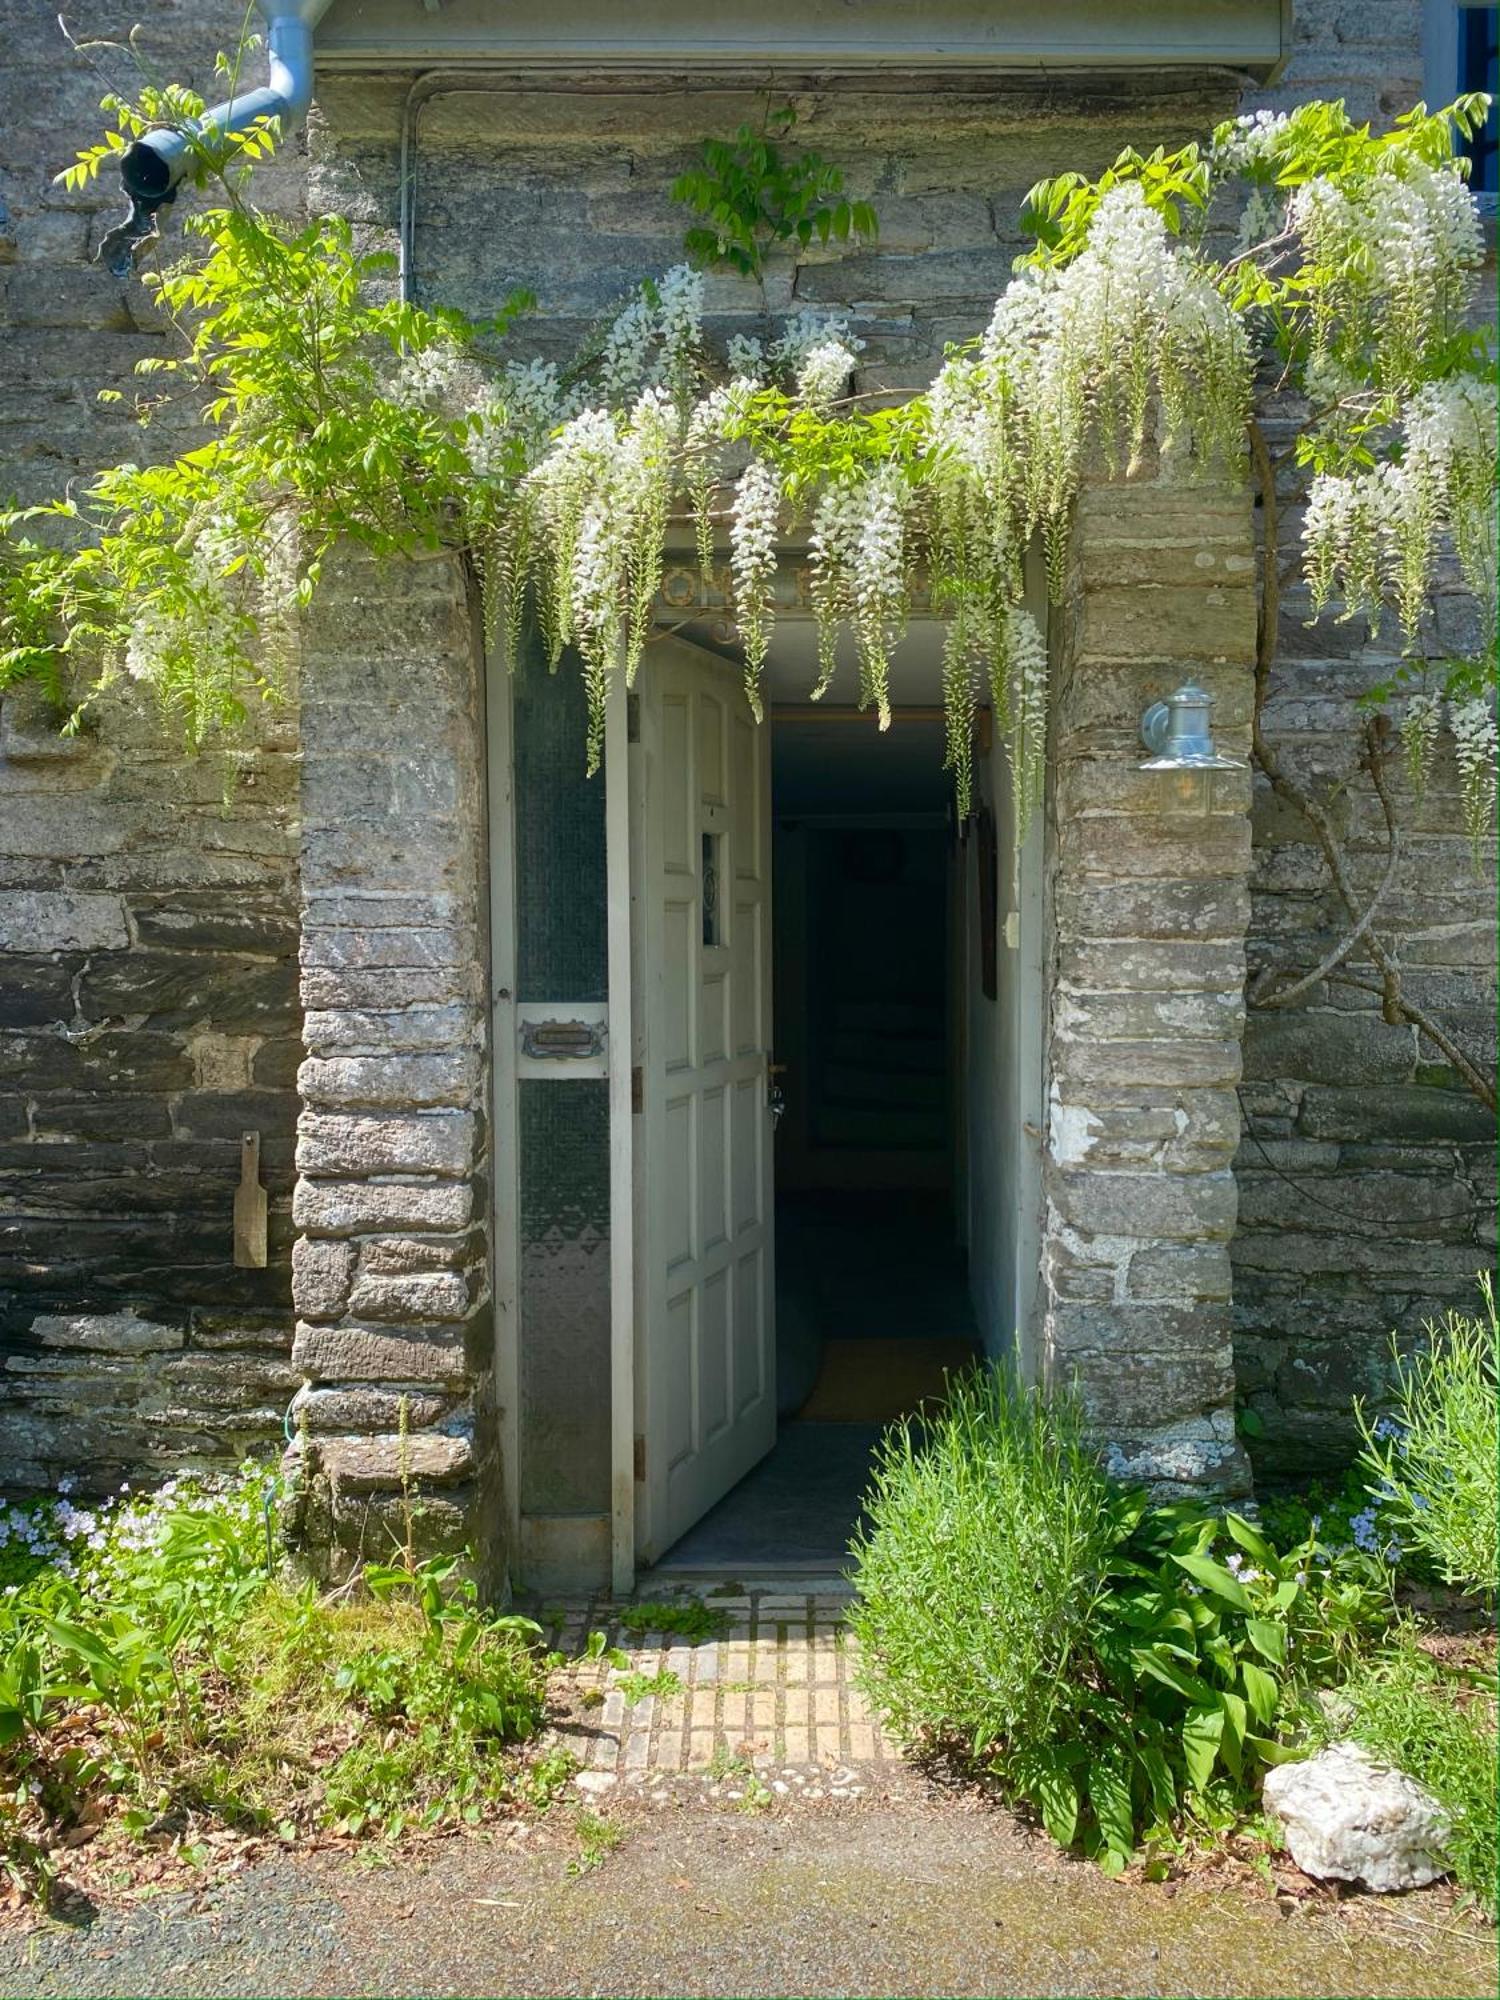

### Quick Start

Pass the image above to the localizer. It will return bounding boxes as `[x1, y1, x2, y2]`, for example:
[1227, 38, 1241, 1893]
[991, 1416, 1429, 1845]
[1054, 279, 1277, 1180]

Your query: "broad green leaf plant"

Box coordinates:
[1, 63, 1494, 889]
[670, 103, 879, 277]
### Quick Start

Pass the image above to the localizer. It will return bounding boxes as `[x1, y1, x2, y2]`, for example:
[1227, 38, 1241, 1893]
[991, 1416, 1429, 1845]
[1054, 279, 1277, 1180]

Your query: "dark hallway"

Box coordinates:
[653, 715, 980, 1575]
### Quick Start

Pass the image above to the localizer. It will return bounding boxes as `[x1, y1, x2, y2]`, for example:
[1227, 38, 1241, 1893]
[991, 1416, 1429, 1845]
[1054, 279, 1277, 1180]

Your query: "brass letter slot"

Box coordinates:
[520, 1018, 606, 1062]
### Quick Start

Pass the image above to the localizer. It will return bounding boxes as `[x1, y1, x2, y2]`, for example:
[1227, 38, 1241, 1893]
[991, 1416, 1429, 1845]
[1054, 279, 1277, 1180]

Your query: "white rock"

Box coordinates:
[572, 1770, 617, 1794]
[1264, 1743, 1453, 1892]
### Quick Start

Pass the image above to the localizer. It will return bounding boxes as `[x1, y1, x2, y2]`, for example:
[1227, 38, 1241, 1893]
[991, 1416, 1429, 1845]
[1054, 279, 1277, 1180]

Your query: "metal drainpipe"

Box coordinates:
[398, 72, 555, 305]
[100, 0, 334, 275]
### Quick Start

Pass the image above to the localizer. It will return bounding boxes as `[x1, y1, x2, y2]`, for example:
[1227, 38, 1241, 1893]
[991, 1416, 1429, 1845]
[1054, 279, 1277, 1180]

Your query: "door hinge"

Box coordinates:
[631, 1064, 643, 1114]
[633, 1434, 646, 1484]
[626, 690, 641, 743]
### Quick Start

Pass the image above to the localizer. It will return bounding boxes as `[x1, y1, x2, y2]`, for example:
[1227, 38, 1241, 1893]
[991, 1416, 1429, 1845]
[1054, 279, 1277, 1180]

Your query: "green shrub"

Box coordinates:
[1312, 1630, 1498, 1919]
[849, 1368, 1391, 1870]
[1357, 1280, 1499, 1599]
[848, 1369, 1120, 1766]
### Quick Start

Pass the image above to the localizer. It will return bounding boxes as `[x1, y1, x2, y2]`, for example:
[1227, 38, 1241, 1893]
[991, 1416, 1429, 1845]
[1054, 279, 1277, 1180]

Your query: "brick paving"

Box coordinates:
[535, 1585, 893, 1785]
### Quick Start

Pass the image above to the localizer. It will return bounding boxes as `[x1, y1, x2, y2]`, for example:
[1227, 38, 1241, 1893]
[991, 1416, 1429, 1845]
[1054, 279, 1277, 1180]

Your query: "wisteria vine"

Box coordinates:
[1, 92, 1495, 856]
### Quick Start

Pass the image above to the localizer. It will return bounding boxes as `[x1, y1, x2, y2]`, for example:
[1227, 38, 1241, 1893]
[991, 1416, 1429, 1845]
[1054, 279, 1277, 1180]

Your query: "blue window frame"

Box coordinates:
[1460, 6, 1499, 192]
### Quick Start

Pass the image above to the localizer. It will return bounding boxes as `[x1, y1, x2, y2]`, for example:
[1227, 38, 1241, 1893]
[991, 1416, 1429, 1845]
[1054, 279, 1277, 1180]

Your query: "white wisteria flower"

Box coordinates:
[795, 336, 859, 411]
[729, 457, 783, 714]
[1448, 695, 1498, 853]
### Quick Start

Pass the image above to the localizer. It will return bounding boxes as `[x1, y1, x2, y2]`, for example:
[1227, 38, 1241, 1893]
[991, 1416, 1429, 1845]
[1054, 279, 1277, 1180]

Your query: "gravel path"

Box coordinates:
[3, 1781, 1492, 1999]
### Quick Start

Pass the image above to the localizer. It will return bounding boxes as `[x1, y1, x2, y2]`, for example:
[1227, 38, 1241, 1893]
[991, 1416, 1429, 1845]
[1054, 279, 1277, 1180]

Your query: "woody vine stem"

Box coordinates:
[1245, 417, 1497, 1113]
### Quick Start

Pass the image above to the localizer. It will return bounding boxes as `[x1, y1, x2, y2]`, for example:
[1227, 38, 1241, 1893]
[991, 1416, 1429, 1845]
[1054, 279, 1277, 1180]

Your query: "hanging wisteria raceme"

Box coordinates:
[1400, 689, 1444, 801]
[728, 457, 782, 718]
[1304, 376, 1499, 642]
[1449, 695, 1499, 857]
[1287, 153, 1484, 388]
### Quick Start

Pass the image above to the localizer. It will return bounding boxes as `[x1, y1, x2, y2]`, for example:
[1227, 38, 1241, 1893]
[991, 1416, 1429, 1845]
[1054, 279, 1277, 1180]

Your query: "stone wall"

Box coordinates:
[1042, 475, 1257, 1495]
[1234, 1, 1498, 1477]
[1, 0, 1494, 1532]
[0, 3, 310, 1492]
[283, 549, 500, 1584]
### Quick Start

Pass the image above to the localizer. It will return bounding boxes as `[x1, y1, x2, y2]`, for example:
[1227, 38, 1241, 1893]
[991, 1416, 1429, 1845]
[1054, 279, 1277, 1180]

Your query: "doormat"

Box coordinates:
[795, 1336, 977, 1423]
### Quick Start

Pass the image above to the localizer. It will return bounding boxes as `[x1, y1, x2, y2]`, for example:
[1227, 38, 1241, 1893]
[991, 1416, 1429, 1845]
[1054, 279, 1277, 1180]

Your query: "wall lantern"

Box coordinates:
[1139, 681, 1241, 810]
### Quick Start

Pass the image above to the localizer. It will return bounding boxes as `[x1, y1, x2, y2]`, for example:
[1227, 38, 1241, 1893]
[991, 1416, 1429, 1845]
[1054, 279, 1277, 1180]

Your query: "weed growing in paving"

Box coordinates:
[614, 1669, 685, 1706]
[704, 1747, 772, 1810]
[706, 1747, 752, 1781]
[615, 1599, 729, 1642]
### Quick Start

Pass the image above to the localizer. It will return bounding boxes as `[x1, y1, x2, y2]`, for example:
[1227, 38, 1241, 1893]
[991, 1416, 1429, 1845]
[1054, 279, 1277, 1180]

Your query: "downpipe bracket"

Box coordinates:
[94, 1, 330, 277]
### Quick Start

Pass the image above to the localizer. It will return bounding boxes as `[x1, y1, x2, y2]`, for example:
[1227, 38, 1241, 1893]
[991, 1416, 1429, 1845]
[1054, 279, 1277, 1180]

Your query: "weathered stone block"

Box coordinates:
[1242, 1011, 1418, 1088]
[326, 1487, 474, 1558]
[32, 1097, 174, 1142]
[299, 965, 481, 1012]
[295, 1111, 475, 1179]
[1050, 1037, 1244, 1091]
[317, 1429, 473, 1493]
[1067, 1344, 1236, 1430]
[1061, 815, 1252, 882]
[0, 890, 128, 952]
[290, 1384, 451, 1433]
[291, 1321, 469, 1386]
[253, 1037, 305, 1089]
[1237, 1168, 1475, 1237]
[1127, 1242, 1234, 1301]
[0, 1029, 194, 1093]
[1101, 1428, 1251, 1495]
[1055, 756, 1254, 823]
[297, 1051, 480, 1110]
[0, 957, 79, 1028]
[299, 927, 471, 972]
[1298, 1085, 1495, 1144]
[32, 1310, 182, 1354]
[1055, 987, 1246, 1043]
[357, 1235, 469, 1276]
[189, 1313, 294, 1353]
[292, 1177, 475, 1235]
[345, 1270, 470, 1323]
[1048, 1299, 1233, 1358]
[302, 1004, 476, 1056]
[1057, 938, 1247, 993]
[1057, 878, 1251, 943]
[129, 895, 299, 955]
[302, 891, 465, 931]
[173, 1089, 298, 1142]
[1049, 1169, 1238, 1241]
[78, 952, 296, 1031]
[1072, 581, 1258, 665]
[291, 1237, 357, 1321]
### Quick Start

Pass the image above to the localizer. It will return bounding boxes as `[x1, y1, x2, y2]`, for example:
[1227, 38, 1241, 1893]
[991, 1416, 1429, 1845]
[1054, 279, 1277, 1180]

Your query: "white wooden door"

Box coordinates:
[632, 636, 775, 1562]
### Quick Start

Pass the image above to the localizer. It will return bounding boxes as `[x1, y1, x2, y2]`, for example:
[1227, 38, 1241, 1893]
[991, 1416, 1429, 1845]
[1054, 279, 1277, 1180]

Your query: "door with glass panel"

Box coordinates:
[631, 635, 775, 1561]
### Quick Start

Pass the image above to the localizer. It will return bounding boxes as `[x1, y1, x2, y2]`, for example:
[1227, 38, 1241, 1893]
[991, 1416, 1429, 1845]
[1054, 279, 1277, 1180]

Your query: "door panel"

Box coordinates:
[633, 637, 776, 1561]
